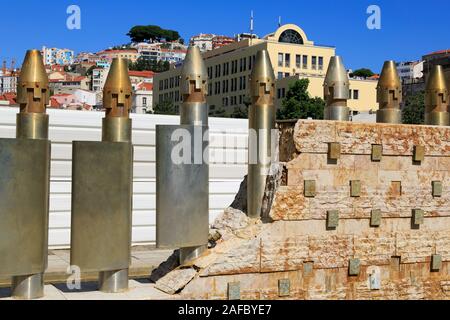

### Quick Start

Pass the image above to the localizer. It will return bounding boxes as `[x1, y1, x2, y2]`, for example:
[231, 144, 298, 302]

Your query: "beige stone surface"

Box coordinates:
[155, 268, 197, 295]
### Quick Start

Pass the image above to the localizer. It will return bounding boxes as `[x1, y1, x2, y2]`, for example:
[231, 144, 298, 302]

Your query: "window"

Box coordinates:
[285, 54, 290, 68]
[159, 80, 163, 90]
[249, 56, 252, 70]
[353, 89, 359, 100]
[302, 55, 308, 69]
[278, 53, 283, 67]
[208, 83, 212, 96]
[278, 29, 304, 44]
[243, 57, 247, 71]
[278, 72, 283, 80]
[234, 60, 238, 73]
[164, 79, 168, 90]
[242, 76, 246, 90]
[223, 97, 229, 107]
[312, 56, 317, 70]
[296, 55, 301, 68]
[285, 73, 290, 78]
[143, 97, 147, 106]
[318, 57, 324, 71]
[277, 88, 281, 99]
[282, 88, 286, 98]
[239, 95, 243, 104]
[239, 58, 243, 72]
[239, 77, 243, 91]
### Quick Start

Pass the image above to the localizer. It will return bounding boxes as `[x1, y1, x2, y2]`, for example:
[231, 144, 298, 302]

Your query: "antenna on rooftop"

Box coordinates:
[250, 10, 254, 45]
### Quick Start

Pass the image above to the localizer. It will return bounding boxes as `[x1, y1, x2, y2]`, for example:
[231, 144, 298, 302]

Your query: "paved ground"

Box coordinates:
[0, 246, 175, 300]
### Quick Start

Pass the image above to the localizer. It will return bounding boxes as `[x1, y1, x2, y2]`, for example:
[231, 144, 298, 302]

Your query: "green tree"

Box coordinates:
[210, 107, 227, 117]
[231, 106, 248, 119]
[153, 100, 178, 115]
[128, 58, 170, 72]
[402, 91, 425, 125]
[350, 68, 375, 78]
[277, 79, 325, 120]
[127, 25, 181, 43]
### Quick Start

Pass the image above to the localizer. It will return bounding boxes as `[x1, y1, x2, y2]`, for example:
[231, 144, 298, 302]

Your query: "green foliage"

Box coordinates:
[350, 68, 375, 78]
[128, 58, 170, 72]
[85, 65, 96, 76]
[276, 79, 325, 120]
[209, 107, 227, 117]
[127, 25, 181, 43]
[153, 100, 178, 115]
[402, 91, 425, 125]
[230, 106, 248, 119]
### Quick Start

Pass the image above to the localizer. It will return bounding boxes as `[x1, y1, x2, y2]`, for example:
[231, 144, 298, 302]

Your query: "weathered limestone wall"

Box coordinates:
[155, 120, 450, 300]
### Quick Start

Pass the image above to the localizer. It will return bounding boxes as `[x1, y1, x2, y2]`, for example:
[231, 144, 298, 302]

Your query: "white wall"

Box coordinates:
[0, 108, 248, 249]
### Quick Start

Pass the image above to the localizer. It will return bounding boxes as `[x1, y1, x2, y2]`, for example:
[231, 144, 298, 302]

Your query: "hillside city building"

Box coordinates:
[154, 24, 378, 115]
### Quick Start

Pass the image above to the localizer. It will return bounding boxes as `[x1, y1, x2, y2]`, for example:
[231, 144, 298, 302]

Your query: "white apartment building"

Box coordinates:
[133, 82, 153, 114]
[42, 46, 75, 65]
[190, 34, 215, 52]
[0, 74, 17, 94]
[396, 60, 424, 84]
[91, 67, 109, 93]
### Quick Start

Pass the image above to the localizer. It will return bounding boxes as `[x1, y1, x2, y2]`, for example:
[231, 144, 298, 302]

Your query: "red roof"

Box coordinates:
[0, 92, 17, 104]
[426, 49, 450, 56]
[137, 82, 153, 91]
[49, 97, 61, 108]
[129, 70, 154, 78]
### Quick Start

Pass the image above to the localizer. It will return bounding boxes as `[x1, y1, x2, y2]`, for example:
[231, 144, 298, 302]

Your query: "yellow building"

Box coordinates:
[153, 24, 377, 115]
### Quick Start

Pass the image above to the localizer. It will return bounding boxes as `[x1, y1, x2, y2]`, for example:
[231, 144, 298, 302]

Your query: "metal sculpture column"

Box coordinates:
[376, 61, 403, 124]
[247, 50, 276, 219]
[156, 46, 209, 265]
[425, 65, 449, 126]
[71, 58, 133, 293]
[0, 50, 50, 299]
[323, 56, 350, 121]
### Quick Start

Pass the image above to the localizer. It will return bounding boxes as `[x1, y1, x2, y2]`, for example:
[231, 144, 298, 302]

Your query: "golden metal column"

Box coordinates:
[425, 65, 449, 126]
[323, 56, 350, 121]
[247, 50, 276, 219]
[10, 50, 50, 299]
[99, 58, 132, 292]
[376, 61, 403, 124]
[178, 46, 209, 264]
[70, 58, 133, 293]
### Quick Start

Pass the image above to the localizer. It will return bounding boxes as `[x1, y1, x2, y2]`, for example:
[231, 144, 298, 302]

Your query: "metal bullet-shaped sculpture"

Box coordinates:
[323, 56, 350, 121]
[0, 50, 51, 299]
[156, 46, 209, 265]
[247, 50, 276, 218]
[425, 65, 449, 126]
[180, 46, 208, 126]
[71, 58, 133, 293]
[376, 61, 403, 124]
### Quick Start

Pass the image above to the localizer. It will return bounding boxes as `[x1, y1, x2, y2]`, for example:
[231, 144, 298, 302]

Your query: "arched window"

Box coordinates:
[278, 29, 304, 44]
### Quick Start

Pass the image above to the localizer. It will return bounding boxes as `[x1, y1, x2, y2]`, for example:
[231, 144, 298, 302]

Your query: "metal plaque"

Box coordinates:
[350, 180, 361, 197]
[432, 181, 443, 197]
[0, 139, 50, 277]
[370, 209, 382, 227]
[349, 258, 361, 276]
[412, 209, 424, 227]
[71, 141, 133, 272]
[327, 210, 339, 229]
[371, 144, 383, 162]
[228, 282, 241, 300]
[304, 180, 316, 198]
[156, 125, 209, 249]
[414, 145, 425, 163]
[278, 279, 291, 297]
[328, 142, 341, 161]
[431, 254, 442, 272]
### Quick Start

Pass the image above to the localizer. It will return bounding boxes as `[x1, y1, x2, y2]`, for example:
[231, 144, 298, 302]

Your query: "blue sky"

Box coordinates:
[1, 0, 449, 72]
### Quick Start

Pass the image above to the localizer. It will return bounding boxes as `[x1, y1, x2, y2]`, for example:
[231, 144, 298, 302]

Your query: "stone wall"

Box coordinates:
[155, 120, 450, 300]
